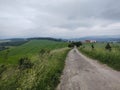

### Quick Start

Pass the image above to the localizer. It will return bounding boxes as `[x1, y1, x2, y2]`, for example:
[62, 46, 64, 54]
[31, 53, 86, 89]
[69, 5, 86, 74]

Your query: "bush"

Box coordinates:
[0, 65, 6, 75]
[39, 49, 50, 57]
[18, 57, 33, 70]
[91, 44, 94, 49]
[105, 43, 111, 51]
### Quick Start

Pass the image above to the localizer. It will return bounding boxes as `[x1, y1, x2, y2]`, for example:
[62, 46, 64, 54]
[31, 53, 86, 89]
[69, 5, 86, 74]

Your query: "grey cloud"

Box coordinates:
[0, 0, 120, 39]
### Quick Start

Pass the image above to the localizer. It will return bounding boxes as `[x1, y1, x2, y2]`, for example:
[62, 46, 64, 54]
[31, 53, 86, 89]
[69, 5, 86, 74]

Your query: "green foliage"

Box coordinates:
[39, 49, 50, 55]
[105, 43, 111, 51]
[68, 43, 74, 48]
[0, 40, 69, 90]
[91, 44, 94, 49]
[0, 48, 69, 90]
[18, 57, 33, 70]
[68, 42, 82, 48]
[34, 49, 69, 90]
[0, 65, 6, 75]
[79, 43, 120, 71]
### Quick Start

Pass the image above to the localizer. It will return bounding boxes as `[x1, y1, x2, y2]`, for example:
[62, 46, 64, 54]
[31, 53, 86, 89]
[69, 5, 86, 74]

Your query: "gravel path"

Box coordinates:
[57, 47, 120, 90]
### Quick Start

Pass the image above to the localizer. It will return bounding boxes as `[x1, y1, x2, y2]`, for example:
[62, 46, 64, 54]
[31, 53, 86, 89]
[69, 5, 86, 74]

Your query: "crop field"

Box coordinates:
[0, 40, 69, 90]
[79, 42, 120, 70]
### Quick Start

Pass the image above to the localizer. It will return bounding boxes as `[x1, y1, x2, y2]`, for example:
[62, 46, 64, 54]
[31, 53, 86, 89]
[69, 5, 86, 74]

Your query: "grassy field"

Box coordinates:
[0, 40, 70, 90]
[0, 40, 68, 64]
[79, 42, 120, 71]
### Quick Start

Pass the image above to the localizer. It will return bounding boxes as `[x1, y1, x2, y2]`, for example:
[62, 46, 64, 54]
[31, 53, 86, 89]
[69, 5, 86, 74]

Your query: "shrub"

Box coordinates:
[39, 49, 50, 57]
[91, 44, 94, 50]
[105, 43, 111, 51]
[0, 65, 6, 75]
[18, 57, 33, 70]
[39, 49, 46, 55]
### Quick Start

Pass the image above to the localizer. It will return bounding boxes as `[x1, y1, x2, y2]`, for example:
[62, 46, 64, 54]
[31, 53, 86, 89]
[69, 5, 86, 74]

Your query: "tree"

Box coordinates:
[68, 43, 74, 48]
[105, 43, 111, 51]
[91, 44, 94, 50]
[68, 42, 82, 48]
[73, 42, 82, 47]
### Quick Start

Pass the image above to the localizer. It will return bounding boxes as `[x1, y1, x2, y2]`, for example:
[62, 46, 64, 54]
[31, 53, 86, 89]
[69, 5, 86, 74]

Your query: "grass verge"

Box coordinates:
[79, 43, 120, 71]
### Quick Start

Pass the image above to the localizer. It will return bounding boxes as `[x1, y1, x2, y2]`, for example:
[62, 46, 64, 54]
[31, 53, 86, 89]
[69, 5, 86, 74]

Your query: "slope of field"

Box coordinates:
[0, 40, 70, 90]
[0, 40, 68, 64]
[79, 43, 120, 70]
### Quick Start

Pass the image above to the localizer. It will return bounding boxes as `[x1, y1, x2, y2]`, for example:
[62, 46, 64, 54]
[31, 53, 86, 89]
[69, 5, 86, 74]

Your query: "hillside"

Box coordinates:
[0, 40, 69, 90]
[0, 40, 68, 64]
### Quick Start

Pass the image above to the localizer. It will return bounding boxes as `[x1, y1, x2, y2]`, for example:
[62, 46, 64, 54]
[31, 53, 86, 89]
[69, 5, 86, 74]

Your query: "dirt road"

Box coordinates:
[57, 47, 120, 90]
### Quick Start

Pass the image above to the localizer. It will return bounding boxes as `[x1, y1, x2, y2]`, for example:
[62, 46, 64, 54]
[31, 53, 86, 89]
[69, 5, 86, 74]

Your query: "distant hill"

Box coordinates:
[1, 36, 120, 42]
[28, 37, 63, 42]
[68, 35, 120, 42]
[2, 37, 64, 42]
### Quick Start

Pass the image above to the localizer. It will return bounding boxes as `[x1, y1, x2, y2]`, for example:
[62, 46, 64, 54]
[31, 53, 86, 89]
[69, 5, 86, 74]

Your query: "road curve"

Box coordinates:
[57, 47, 120, 90]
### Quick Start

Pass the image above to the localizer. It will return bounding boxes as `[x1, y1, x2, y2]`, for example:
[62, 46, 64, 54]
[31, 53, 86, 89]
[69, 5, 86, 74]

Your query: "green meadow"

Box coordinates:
[79, 42, 120, 71]
[0, 40, 68, 64]
[0, 40, 70, 90]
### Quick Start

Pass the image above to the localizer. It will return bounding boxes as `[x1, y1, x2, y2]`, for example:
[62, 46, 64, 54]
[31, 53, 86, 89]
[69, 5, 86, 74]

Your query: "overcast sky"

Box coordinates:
[0, 0, 120, 39]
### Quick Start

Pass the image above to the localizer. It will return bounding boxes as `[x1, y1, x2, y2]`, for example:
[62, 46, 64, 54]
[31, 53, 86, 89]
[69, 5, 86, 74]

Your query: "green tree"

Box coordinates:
[105, 43, 111, 51]
[68, 42, 82, 48]
[91, 44, 94, 50]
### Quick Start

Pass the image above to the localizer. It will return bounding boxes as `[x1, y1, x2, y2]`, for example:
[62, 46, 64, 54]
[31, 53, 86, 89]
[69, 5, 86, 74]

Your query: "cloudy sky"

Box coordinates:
[0, 0, 120, 39]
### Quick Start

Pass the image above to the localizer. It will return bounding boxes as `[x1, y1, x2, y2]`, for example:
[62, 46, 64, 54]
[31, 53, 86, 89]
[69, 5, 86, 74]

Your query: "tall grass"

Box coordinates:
[0, 48, 69, 90]
[0, 40, 70, 90]
[79, 43, 120, 71]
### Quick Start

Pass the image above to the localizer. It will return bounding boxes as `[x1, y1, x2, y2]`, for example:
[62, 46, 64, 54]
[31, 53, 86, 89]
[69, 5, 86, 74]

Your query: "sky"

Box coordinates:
[0, 0, 120, 39]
